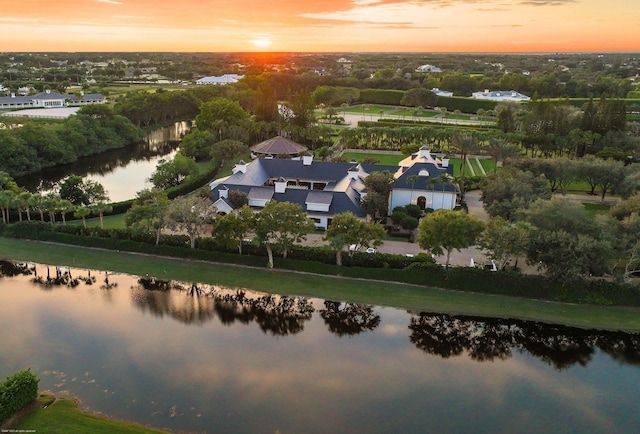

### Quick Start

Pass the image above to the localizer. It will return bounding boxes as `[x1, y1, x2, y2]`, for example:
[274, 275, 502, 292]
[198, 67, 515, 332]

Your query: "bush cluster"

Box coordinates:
[0, 369, 39, 425]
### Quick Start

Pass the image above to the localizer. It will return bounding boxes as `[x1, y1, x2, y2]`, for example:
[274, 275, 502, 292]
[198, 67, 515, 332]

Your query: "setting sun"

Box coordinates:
[252, 37, 271, 48]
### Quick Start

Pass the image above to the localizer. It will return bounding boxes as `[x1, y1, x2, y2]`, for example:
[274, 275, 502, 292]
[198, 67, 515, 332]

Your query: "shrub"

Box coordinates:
[0, 369, 40, 425]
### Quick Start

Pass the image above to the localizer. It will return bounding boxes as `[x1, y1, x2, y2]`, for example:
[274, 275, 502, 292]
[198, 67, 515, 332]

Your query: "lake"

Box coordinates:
[1, 261, 639, 433]
[16, 121, 191, 203]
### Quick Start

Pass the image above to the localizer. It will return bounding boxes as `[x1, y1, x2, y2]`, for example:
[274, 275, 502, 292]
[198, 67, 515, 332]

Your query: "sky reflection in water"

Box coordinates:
[1, 261, 639, 433]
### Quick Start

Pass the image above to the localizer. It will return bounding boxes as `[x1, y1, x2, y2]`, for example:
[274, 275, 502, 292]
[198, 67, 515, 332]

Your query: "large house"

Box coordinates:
[195, 74, 244, 85]
[471, 89, 530, 102]
[209, 146, 458, 229]
[0, 90, 106, 110]
[416, 64, 442, 73]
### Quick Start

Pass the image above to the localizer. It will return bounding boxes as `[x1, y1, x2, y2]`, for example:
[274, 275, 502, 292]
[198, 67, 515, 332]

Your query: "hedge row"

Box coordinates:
[355, 90, 499, 113]
[435, 96, 498, 113]
[0, 369, 39, 425]
[2, 222, 640, 306]
[364, 119, 497, 132]
[358, 89, 405, 105]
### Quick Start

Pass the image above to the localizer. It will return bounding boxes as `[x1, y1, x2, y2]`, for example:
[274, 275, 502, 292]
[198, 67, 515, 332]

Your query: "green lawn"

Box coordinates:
[11, 394, 167, 434]
[477, 158, 498, 174]
[340, 152, 404, 166]
[1, 237, 639, 332]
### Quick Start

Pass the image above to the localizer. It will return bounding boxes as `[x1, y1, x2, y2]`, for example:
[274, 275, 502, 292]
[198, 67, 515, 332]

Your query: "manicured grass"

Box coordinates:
[11, 394, 166, 434]
[1, 237, 639, 332]
[340, 152, 404, 166]
[477, 158, 498, 174]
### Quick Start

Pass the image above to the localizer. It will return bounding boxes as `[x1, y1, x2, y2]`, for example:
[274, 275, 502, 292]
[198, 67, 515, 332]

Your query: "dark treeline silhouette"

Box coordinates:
[409, 312, 640, 369]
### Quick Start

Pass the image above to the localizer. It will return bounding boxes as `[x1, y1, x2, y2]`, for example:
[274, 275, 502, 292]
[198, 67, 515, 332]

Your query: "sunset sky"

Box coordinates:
[2, 0, 639, 53]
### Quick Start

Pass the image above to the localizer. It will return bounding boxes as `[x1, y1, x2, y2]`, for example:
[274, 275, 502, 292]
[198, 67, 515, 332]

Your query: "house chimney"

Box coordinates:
[348, 166, 360, 181]
[302, 153, 313, 166]
[219, 186, 228, 199]
[274, 177, 287, 193]
[441, 158, 449, 168]
[233, 159, 247, 174]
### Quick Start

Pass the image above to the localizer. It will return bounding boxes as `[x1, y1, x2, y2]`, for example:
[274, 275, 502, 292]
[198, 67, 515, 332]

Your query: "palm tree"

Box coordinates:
[451, 133, 478, 179]
[58, 200, 75, 225]
[438, 173, 451, 209]
[487, 138, 520, 173]
[428, 177, 438, 210]
[74, 206, 92, 228]
[407, 174, 420, 204]
[28, 194, 46, 222]
[18, 191, 32, 222]
[92, 202, 113, 229]
[43, 193, 60, 224]
[0, 190, 16, 223]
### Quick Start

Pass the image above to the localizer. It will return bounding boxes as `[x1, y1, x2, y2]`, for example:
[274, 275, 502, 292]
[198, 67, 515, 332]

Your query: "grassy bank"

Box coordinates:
[1, 237, 640, 332]
[9, 394, 167, 434]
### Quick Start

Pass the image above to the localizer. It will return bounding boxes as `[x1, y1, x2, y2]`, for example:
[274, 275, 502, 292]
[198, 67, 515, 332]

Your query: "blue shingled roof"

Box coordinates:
[394, 162, 458, 192]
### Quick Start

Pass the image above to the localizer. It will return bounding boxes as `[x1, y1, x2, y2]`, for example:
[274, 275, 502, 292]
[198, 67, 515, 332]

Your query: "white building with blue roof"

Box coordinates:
[0, 89, 106, 109]
[210, 146, 458, 229]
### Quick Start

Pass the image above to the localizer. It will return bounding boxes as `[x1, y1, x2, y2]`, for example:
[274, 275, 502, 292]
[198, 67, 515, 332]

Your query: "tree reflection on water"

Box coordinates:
[409, 312, 640, 369]
[2, 260, 639, 368]
[132, 277, 315, 335]
[319, 301, 381, 337]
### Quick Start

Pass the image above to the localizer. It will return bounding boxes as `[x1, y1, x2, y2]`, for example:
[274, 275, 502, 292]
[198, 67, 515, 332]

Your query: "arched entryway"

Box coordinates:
[416, 196, 427, 210]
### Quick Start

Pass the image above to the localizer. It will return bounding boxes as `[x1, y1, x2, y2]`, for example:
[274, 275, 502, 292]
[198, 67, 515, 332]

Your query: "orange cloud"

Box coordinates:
[0, 0, 638, 52]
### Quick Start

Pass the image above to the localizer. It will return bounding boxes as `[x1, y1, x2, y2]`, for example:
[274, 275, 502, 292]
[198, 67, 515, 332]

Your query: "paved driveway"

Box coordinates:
[302, 192, 492, 268]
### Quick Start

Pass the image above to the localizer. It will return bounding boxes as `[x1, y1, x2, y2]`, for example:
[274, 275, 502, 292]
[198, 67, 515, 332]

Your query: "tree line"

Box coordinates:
[0, 172, 113, 228]
[0, 105, 143, 178]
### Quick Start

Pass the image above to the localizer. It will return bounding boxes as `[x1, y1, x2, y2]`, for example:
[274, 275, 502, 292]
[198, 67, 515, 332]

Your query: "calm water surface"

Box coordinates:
[16, 121, 191, 202]
[1, 261, 639, 433]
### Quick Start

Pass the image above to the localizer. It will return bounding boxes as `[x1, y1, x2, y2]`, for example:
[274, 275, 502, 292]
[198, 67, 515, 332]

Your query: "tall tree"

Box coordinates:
[211, 205, 255, 254]
[487, 138, 520, 173]
[73, 206, 92, 228]
[91, 202, 113, 229]
[478, 217, 532, 270]
[58, 176, 109, 206]
[451, 133, 478, 178]
[361, 171, 396, 221]
[195, 98, 249, 140]
[324, 212, 386, 266]
[167, 195, 217, 248]
[209, 140, 248, 166]
[254, 201, 315, 268]
[0, 190, 16, 223]
[125, 189, 171, 245]
[481, 169, 551, 221]
[179, 130, 217, 161]
[418, 209, 485, 269]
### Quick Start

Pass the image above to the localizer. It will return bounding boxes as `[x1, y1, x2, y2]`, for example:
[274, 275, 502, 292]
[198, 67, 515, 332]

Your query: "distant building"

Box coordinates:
[0, 89, 106, 109]
[196, 74, 244, 85]
[250, 136, 308, 158]
[416, 64, 442, 73]
[431, 88, 453, 97]
[471, 90, 530, 102]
